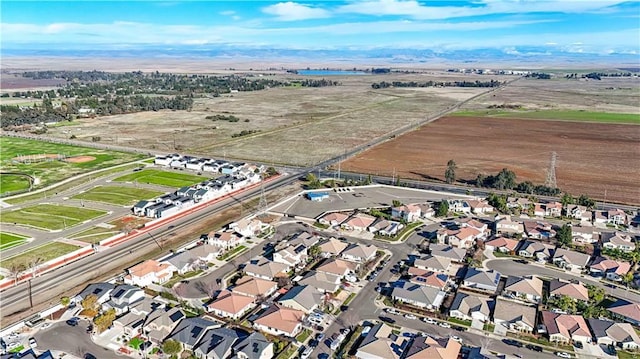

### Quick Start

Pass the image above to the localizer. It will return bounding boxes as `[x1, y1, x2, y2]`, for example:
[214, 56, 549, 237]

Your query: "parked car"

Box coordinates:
[28, 338, 37, 348]
[555, 352, 571, 358]
[379, 316, 396, 324]
[300, 345, 313, 359]
[526, 344, 543, 352]
[404, 314, 417, 320]
[385, 308, 400, 315]
[438, 322, 451, 328]
[503, 339, 523, 348]
[422, 317, 437, 325]
[316, 333, 325, 341]
[84, 354, 97, 359]
[66, 317, 79, 326]
[574, 341, 583, 349]
[451, 335, 462, 343]
[40, 322, 51, 329]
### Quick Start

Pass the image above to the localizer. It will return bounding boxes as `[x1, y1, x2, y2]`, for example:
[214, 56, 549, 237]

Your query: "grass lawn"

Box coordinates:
[0, 232, 30, 251]
[275, 344, 298, 359]
[0, 174, 31, 194]
[0, 136, 145, 195]
[1, 204, 107, 231]
[295, 329, 312, 343]
[1, 241, 81, 269]
[218, 245, 247, 261]
[72, 185, 164, 206]
[453, 109, 640, 124]
[343, 292, 357, 306]
[618, 351, 640, 359]
[68, 227, 119, 243]
[113, 169, 207, 188]
[448, 317, 472, 327]
[128, 337, 144, 350]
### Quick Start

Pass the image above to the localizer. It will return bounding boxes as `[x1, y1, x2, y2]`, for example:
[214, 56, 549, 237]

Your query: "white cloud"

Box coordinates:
[262, 2, 330, 21]
[219, 10, 236, 16]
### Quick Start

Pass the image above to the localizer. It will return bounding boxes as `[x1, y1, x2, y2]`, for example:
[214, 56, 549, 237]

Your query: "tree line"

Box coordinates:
[524, 72, 551, 79]
[371, 80, 503, 89]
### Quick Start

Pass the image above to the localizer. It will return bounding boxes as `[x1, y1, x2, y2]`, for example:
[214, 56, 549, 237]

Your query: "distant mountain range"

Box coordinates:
[3, 45, 639, 67]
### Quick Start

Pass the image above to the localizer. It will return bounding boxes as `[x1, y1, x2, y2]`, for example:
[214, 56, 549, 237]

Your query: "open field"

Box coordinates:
[72, 185, 165, 206]
[0, 137, 145, 195]
[0, 242, 81, 270]
[342, 116, 640, 204]
[0, 174, 32, 193]
[453, 109, 639, 124]
[69, 215, 152, 243]
[43, 72, 502, 164]
[1, 204, 107, 231]
[113, 169, 207, 188]
[0, 232, 30, 251]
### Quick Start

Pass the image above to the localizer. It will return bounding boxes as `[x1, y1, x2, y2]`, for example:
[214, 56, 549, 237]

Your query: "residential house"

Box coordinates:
[587, 319, 640, 350]
[429, 244, 467, 263]
[541, 311, 592, 344]
[113, 310, 146, 337]
[589, 256, 631, 281]
[493, 298, 537, 333]
[318, 212, 350, 227]
[565, 205, 592, 222]
[494, 216, 524, 236]
[162, 250, 200, 275]
[233, 332, 274, 359]
[355, 323, 406, 359]
[298, 271, 341, 293]
[467, 199, 494, 214]
[446, 226, 482, 249]
[447, 200, 471, 214]
[449, 292, 493, 323]
[316, 258, 357, 279]
[534, 202, 562, 217]
[144, 307, 185, 344]
[230, 218, 263, 238]
[341, 213, 377, 232]
[102, 284, 145, 315]
[277, 285, 324, 314]
[244, 258, 290, 281]
[318, 237, 348, 258]
[552, 249, 591, 273]
[484, 237, 520, 254]
[132, 200, 154, 216]
[124, 260, 176, 287]
[506, 197, 532, 211]
[462, 269, 501, 294]
[408, 271, 449, 290]
[523, 221, 556, 240]
[231, 276, 278, 298]
[518, 240, 554, 262]
[129, 297, 162, 317]
[548, 279, 589, 303]
[208, 231, 242, 250]
[206, 290, 255, 320]
[188, 244, 222, 263]
[193, 327, 248, 359]
[391, 281, 446, 311]
[252, 304, 305, 338]
[503, 275, 543, 303]
[417, 203, 435, 218]
[403, 336, 462, 359]
[341, 243, 377, 263]
[571, 225, 597, 244]
[608, 300, 640, 326]
[413, 255, 451, 274]
[74, 282, 114, 305]
[605, 209, 628, 225]
[391, 204, 421, 222]
[602, 232, 636, 252]
[273, 245, 307, 268]
[288, 231, 321, 248]
[368, 218, 404, 236]
[167, 317, 220, 351]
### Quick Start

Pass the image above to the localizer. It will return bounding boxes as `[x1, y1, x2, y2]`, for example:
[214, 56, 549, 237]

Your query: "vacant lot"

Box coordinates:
[0, 137, 145, 195]
[69, 215, 151, 243]
[0, 241, 81, 270]
[72, 185, 164, 206]
[0, 232, 30, 251]
[1, 204, 107, 231]
[342, 116, 640, 204]
[113, 169, 207, 188]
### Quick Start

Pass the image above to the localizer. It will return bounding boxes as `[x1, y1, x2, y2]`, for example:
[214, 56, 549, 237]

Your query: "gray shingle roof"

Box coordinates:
[233, 332, 272, 359]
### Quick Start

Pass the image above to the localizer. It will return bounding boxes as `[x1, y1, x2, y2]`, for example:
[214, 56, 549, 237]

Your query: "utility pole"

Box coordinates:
[28, 279, 33, 308]
[148, 233, 162, 250]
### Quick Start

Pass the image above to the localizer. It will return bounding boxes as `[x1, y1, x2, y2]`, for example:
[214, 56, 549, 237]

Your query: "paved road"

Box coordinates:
[485, 258, 640, 303]
[33, 320, 110, 358]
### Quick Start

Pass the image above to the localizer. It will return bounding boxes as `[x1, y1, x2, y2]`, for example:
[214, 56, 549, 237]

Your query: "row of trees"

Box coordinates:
[524, 72, 551, 79]
[371, 80, 503, 89]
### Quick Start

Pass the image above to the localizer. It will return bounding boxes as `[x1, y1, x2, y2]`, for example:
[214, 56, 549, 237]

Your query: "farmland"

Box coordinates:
[0, 241, 81, 270]
[1, 204, 107, 231]
[453, 109, 639, 124]
[0, 232, 30, 251]
[72, 185, 165, 206]
[0, 136, 146, 195]
[113, 169, 208, 188]
[342, 116, 640, 205]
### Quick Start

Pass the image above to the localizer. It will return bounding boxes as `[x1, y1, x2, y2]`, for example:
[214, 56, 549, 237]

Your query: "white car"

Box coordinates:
[385, 308, 400, 315]
[438, 322, 452, 328]
[404, 314, 417, 320]
[422, 317, 437, 324]
[451, 335, 462, 343]
[28, 337, 37, 348]
[40, 322, 51, 329]
[555, 352, 571, 358]
[300, 346, 313, 359]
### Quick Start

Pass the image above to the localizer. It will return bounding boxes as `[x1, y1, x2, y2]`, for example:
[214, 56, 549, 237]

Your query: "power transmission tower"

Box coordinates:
[545, 151, 557, 188]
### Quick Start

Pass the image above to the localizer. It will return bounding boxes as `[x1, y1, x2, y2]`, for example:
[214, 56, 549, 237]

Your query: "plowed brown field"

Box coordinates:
[342, 116, 640, 204]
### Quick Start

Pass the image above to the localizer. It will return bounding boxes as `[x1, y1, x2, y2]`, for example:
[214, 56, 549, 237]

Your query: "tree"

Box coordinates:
[93, 308, 116, 333]
[163, 339, 182, 356]
[445, 159, 457, 184]
[577, 194, 595, 209]
[622, 272, 634, 287]
[487, 193, 507, 213]
[436, 201, 449, 217]
[560, 192, 575, 207]
[8, 263, 25, 287]
[550, 295, 576, 313]
[80, 293, 99, 311]
[556, 224, 572, 248]
[308, 245, 321, 260]
[586, 284, 605, 304]
[276, 276, 291, 288]
[392, 199, 402, 207]
[28, 256, 44, 277]
[60, 296, 71, 307]
[305, 173, 321, 189]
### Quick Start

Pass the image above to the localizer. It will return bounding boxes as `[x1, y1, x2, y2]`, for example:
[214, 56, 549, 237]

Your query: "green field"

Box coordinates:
[0, 241, 81, 269]
[453, 109, 640, 124]
[0, 232, 30, 251]
[0, 136, 146, 195]
[72, 185, 164, 206]
[69, 227, 119, 243]
[1, 204, 107, 231]
[0, 174, 32, 193]
[113, 169, 207, 188]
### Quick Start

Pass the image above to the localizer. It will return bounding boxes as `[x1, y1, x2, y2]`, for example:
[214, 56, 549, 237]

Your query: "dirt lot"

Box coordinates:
[45, 73, 498, 164]
[341, 116, 640, 205]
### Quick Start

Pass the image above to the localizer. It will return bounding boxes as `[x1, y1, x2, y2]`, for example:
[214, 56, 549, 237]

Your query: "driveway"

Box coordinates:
[33, 320, 112, 358]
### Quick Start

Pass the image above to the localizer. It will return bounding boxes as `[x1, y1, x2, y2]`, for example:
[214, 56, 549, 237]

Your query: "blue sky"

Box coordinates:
[2, 1, 639, 55]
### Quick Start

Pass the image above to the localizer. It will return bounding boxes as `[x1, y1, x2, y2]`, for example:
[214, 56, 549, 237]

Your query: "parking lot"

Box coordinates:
[270, 185, 471, 219]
